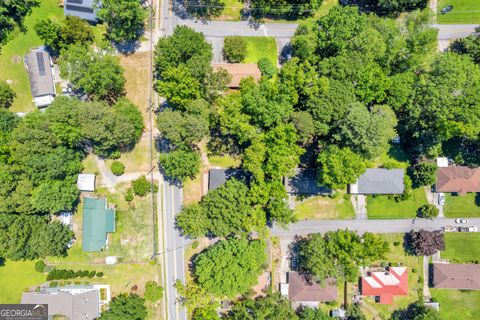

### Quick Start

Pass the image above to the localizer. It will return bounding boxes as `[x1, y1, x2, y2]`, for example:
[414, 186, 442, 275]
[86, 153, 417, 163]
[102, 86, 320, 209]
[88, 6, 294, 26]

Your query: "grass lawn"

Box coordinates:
[367, 187, 428, 219]
[243, 37, 278, 66]
[184, 172, 203, 205]
[443, 193, 480, 218]
[0, 0, 63, 113]
[213, 0, 243, 21]
[294, 195, 355, 220]
[375, 144, 410, 169]
[431, 289, 480, 320]
[0, 260, 46, 303]
[363, 234, 423, 318]
[208, 155, 241, 168]
[437, 0, 480, 24]
[442, 233, 480, 263]
[314, 0, 339, 18]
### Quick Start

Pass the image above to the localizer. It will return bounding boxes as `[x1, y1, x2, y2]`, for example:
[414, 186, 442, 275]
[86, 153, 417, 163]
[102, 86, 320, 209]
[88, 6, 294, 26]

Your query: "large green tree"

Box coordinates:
[194, 238, 266, 297]
[0, 0, 39, 50]
[391, 301, 440, 320]
[225, 292, 298, 320]
[450, 27, 480, 65]
[99, 293, 147, 320]
[159, 148, 200, 182]
[0, 83, 16, 108]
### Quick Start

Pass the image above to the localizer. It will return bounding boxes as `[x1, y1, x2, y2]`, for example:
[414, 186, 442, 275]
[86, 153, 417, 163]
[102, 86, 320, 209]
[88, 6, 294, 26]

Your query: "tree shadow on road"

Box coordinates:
[172, 0, 224, 22]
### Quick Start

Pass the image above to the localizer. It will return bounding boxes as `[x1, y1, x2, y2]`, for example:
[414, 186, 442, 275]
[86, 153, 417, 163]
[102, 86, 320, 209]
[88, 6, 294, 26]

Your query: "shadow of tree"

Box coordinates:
[172, 0, 225, 22]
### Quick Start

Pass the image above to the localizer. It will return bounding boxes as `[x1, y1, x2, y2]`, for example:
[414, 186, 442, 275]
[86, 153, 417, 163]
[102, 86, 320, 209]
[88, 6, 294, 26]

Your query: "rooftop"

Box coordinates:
[24, 50, 55, 104]
[361, 267, 408, 304]
[212, 63, 261, 88]
[350, 168, 405, 195]
[208, 168, 248, 191]
[288, 272, 337, 303]
[285, 168, 331, 195]
[82, 197, 115, 252]
[77, 174, 96, 192]
[432, 263, 480, 290]
[64, 0, 98, 22]
[436, 166, 480, 195]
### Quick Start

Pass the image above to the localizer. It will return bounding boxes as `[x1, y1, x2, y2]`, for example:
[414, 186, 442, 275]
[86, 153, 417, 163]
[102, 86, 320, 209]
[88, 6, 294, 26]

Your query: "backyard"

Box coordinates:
[363, 234, 423, 319]
[367, 187, 429, 219]
[443, 193, 480, 218]
[442, 233, 480, 263]
[294, 195, 355, 220]
[243, 37, 278, 65]
[0, 260, 46, 304]
[437, 0, 480, 24]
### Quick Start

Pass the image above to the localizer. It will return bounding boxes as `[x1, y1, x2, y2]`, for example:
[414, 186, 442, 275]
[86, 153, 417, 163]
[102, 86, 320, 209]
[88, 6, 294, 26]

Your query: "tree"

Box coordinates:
[297, 306, 329, 320]
[59, 44, 125, 103]
[156, 65, 201, 109]
[449, 27, 480, 64]
[391, 301, 440, 320]
[404, 229, 445, 256]
[0, 83, 16, 108]
[317, 146, 366, 190]
[376, 0, 427, 14]
[194, 238, 266, 297]
[412, 162, 437, 187]
[111, 161, 125, 176]
[132, 175, 150, 197]
[175, 280, 220, 315]
[31, 180, 79, 214]
[346, 304, 366, 320]
[417, 204, 438, 222]
[0, 1, 39, 50]
[225, 292, 299, 320]
[291, 111, 315, 145]
[249, 0, 322, 19]
[100, 293, 147, 320]
[157, 109, 209, 147]
[144, 281, 163, 303]
[34, 260, 46, 273]
[223, 36, 247, 63]
[193, 307, 220, 320]
[159, 149, 200, 182]
[297, 231, 389, 283]
[176, 179, 263, 238]
[257, 57, 276, 78]
[96, 0, 146, 44]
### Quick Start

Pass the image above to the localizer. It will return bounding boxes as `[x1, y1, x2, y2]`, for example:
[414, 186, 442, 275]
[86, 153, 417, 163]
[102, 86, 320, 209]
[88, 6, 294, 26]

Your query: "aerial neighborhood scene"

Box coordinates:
[1, 0, 480, 319]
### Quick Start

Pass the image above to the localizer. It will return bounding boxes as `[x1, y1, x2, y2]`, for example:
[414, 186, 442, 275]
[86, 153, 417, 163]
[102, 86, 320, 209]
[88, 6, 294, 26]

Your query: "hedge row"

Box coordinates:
[47, 269, 104, 281]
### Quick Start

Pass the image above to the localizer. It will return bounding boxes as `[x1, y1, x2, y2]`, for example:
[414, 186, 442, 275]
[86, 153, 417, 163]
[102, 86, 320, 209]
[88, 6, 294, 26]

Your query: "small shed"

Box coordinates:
[436, 157, 449, 167]
[77, 174, 95, 192]
[24, 49, 56, 108]
[105, 256, 118, 265]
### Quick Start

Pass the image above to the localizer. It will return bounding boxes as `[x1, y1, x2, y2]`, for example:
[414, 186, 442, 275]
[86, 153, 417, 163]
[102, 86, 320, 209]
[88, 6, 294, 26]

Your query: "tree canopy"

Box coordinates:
[225, 292, 298, 320]
[404, 229, 445, 256]
[193, 238, 266, 297]
[99, 293, 147, 320]
[0, 0, 39, 50]
[0, 83, 16, 108]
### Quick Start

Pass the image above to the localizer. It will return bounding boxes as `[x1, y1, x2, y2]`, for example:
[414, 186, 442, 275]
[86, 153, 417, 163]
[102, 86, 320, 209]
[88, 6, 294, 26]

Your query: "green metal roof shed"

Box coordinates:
[82, 197, 115, 252]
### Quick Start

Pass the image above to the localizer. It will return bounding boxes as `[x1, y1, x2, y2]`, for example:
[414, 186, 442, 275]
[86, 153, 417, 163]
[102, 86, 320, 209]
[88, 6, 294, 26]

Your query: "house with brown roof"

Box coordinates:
[287, 272, 337, 307]
[436, 166, 480, 195]
[432, 263, 480, 290]
[212, 63, 261, 88]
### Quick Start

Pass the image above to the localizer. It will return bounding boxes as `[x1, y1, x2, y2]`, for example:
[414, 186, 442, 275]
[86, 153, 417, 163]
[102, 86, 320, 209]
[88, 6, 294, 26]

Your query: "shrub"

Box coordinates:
[125, 188, 134, 202]
[35, 260, 46, 273]
[0, 83, 16, 108]
[257, 57, 276, 78]
[393, 241, 400, 247]
[110, 150, 121, 159]
[96, 272, 104, 277]
[144, 281, 163, 303]
[49, 281, 58, 287]
[413, 162, 437, 187]
[132, 175, 150, 197]
[223, 36, 247, 63]
[417, 204, 439, 219]
[412, 268, 417, 273]
[88, 271, 96, 278]
[111, 160, 125, 176]
[191, 240, 199, 249]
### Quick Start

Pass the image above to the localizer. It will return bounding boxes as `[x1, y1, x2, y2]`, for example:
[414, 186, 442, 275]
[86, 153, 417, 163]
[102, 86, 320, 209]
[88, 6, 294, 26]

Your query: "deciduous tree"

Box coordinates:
[99, 293, 147, 320]
[96, 0, 145, 43]
[404, 229, 445, 256]
[0, 83, 16, 108]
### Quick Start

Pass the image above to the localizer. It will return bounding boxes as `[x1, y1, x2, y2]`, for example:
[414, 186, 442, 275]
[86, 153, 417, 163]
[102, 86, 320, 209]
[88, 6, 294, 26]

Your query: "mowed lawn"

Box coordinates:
[431, 289, 480, 320]
[443, 193, 480, 218]
[0, 260, 46, 303]
[243, 37, 278, 65]
[367, 187, 428, 219]
[214, 0, 243, 21]
[0, 0, 63, 113]
[295, 195, 355, 220]
[437, 0, 480, 24]
[442, 233, 480, 263]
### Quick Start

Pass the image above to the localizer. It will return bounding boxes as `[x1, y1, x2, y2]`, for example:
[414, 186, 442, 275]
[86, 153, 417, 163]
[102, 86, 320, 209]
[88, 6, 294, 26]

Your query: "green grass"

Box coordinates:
[0, 260, 46, 303]
[0, 0, 63, 113]
[208, 155, 241, 168]
[443, 193, 480, 218]
[363, 234, 423, 318]
[295, 195, 355, 220]
[314, 0, 339, 18]
[367, 188, 428, 219]
[437, 0, 480, 24]
[442, 233, 480, 263]
[214, 0, 243, 21]
[375, 144, 410, 169]
[431, 289, 480, 320]
[243, 37, 278, 66]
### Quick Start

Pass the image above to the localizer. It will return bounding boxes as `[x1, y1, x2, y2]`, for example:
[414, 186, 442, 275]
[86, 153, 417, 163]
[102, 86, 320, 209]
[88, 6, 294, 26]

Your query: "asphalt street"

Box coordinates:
[272, 218, 480, 238]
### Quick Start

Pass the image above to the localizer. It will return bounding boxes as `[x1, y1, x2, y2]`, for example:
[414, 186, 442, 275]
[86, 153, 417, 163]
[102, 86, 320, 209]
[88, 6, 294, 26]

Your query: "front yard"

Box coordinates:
[367, 188, 428, 219]
[442, 233, 480, 263]
[443, 193, 480, 218]
[437, 0, 480, 24]
[294, 195, 355, 220]
[243, 37, 278, 66]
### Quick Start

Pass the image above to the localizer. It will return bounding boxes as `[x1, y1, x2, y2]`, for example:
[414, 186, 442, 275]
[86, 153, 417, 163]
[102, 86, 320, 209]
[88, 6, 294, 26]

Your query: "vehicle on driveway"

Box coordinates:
[458, 226, 478, 232]
[455, 218, 468, 224]
[443, 226, 458, 232]
[441, 5, 453, 14]
[438, 193, 445, 205]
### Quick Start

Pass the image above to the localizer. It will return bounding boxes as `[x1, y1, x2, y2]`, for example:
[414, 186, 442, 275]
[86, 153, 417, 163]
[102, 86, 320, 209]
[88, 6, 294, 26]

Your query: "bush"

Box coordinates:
[125, 188, 134, 202]
[417, 204, 439, 219]
[0, 83, 16, 108]
[413, 162, 437, 187]
[110, 150, 121, 159]
[88, 271, 96, 278]
[132, 175, 150, 197]
[96, 272, 104, 277]
[393, 241, 400, 247]
[35, 260, 46, 273]
[412, 268, 417, 273]
[223, 36, 247, 63]
[111, 160, 125, 176]
[49, 281, 58, 287]
[44, 265, 55, 273]
[192, 240, 199, 249]
[257, 57, 276, 78]
[144, 281, 163, 303]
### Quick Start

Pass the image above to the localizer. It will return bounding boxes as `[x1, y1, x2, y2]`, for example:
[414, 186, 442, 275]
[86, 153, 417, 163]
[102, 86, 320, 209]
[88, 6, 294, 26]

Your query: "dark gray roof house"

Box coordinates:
[64, 0, 98, 22]
[285, 168, 331, 195]
[21, 287, 100, 320]
[208, 168, 248, 191]
[349, 168, 404, 195]
[24, 50, 55, 108]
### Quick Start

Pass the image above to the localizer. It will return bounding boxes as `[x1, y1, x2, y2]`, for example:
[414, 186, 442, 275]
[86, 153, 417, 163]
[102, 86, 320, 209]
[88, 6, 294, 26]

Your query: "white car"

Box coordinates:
[455, 219, 468, 224]
[438, 193, 445, 205]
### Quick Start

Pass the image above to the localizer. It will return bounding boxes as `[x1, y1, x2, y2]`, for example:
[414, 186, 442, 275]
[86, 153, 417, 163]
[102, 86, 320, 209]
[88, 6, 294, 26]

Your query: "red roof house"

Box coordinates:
[361, 267, 408, 304]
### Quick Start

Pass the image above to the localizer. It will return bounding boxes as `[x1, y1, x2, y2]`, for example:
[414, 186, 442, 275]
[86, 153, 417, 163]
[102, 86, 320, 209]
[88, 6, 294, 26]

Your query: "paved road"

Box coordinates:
[271, 218, 480, 238]
[434, 24, 478, 40]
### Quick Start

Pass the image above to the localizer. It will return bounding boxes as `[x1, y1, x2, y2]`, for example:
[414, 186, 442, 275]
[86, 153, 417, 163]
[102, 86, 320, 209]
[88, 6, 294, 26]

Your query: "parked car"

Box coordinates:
[458, 226, 478, 232]
[438, 193, 445, 205]
[442, 226, 457, 232]
[455, 218, 468, 224]
[441, 5, 453, 14]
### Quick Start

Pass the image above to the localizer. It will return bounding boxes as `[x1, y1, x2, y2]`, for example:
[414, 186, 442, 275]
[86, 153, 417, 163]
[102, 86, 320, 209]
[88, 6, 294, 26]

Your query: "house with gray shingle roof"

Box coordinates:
[64, 0, 98, 22]
[349, 168, 404, 195]
[24, 49, 56, 108]
[432, 263, 480, 290]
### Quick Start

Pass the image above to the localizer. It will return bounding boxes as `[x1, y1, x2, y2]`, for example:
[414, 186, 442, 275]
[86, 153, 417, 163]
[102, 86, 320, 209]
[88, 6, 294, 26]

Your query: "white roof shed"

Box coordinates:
[77, 174, 96, 192]
[436, 157, 449, 167]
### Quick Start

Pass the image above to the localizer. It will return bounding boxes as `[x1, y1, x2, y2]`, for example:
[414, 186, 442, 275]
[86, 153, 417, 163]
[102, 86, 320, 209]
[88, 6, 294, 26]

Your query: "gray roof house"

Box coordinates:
[349, 168, 404, 195]
[285, 168, 331, 195]
[208, 168, 248, 191]
[24, 50, 56, 108]
[21, 286, 101, 320]
[64, 0, 98, 22]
